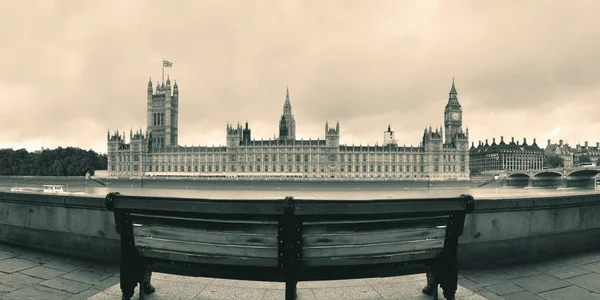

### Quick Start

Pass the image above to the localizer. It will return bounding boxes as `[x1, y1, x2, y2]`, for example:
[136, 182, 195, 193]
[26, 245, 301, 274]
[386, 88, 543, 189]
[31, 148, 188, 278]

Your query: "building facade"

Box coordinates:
[545, 139, 574, 168]
[573, 142, 600, 166]
[469, 137, 544, 173]
[107, 79, 470, 180]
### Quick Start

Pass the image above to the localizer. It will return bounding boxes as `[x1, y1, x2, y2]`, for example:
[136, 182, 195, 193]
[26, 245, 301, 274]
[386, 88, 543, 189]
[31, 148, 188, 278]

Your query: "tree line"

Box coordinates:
[0, 147, 107, 176]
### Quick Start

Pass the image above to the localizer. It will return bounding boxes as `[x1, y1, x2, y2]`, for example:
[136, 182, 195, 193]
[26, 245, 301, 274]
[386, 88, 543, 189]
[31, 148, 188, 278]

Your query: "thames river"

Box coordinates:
[0, 177, 597, 200]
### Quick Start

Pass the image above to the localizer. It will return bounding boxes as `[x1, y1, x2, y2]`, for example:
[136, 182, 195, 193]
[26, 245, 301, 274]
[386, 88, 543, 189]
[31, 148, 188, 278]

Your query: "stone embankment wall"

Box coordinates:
[0, 191, 599, 266]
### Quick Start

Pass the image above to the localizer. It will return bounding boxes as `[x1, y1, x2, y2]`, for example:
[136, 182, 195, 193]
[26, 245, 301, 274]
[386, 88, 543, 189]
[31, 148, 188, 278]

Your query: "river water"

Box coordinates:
[0, 177, 597, 200]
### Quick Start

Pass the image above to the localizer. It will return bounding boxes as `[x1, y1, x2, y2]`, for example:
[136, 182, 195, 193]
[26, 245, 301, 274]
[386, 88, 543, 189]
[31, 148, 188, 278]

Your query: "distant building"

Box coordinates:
[573, 142, 600, 166]
[107, 77, 469, 180]
[545, 139, 574, 168]
[469, 137, 544, 173]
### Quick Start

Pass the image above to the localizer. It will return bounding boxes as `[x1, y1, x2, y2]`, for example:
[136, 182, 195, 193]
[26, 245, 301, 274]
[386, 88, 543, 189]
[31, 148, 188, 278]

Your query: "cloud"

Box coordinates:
[0, 0, 599, 153]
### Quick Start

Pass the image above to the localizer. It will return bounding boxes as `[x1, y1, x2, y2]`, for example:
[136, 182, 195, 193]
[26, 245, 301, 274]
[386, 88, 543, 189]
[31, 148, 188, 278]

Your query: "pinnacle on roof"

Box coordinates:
[148, 77, 152, 86]
[450, 77, 457, 94]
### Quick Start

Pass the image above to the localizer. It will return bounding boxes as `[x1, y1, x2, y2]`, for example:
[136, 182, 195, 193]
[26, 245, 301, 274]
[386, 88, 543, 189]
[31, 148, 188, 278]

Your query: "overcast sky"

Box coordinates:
[1, 0, 599, 154]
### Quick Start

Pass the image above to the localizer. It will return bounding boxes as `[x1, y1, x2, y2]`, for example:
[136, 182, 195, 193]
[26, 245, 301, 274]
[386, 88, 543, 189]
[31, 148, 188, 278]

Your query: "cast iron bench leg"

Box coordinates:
[285, 279, 297, 300]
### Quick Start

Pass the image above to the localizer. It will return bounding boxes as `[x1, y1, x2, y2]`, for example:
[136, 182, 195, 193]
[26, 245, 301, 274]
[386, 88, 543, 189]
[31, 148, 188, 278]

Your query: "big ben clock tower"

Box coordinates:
[444, 79, 463, 146]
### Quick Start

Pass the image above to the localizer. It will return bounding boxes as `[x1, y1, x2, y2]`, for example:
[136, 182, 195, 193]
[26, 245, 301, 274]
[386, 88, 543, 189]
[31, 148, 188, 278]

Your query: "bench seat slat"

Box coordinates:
[303, 227, 446, 247]
[135, 237, 278, 258]
[138, 248, 279, 267]
[302, 250, 441, 267]
[303, 238, 444, 258]
[134, 226, 278, 247]
[131, 214, 278, 234]
[303, 216, 447, 234]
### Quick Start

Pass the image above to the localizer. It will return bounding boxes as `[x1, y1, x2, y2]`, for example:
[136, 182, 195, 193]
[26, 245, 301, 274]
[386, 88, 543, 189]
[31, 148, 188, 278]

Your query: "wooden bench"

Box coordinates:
[105, 193, 475, 300]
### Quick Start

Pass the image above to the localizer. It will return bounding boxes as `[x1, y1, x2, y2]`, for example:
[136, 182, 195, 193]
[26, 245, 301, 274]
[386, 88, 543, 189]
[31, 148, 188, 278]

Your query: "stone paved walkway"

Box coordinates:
[1, 242, 600, 299]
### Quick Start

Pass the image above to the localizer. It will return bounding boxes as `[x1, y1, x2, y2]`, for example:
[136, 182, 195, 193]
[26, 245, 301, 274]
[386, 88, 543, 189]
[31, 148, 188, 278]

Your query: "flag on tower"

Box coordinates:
[163, 60, 172, 67]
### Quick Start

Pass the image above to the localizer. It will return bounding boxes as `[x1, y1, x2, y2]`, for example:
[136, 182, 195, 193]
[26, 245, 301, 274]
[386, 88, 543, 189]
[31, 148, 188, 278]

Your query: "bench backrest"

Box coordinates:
[106, 193, 474, 280]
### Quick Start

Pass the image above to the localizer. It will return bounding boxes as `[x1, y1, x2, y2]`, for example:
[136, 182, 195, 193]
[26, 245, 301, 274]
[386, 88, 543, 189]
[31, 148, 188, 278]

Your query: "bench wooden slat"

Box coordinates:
[131, 214, 278, 234]
[114, 196, 283, 215]
[135, 237, 278, 258]
[134, 226, 278, 247]
[295, 198, 466, 215]
[303, 238, 444, 258]
[139, 248, 279, 267]
[303, 250, 441, 267]
[303, 227, 446, 247]
[303, 216, 447, 234]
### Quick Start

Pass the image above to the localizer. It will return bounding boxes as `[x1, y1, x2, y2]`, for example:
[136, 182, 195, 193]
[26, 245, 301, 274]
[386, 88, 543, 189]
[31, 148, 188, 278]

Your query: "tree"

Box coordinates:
[545, 155, 564, 168]
[0, 147, 107, 176]
[470, 169, 482, 176]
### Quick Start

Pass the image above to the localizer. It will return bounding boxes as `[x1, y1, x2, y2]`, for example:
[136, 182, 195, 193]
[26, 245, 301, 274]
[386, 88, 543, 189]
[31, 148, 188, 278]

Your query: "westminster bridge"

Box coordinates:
[501, 166, 600, 188]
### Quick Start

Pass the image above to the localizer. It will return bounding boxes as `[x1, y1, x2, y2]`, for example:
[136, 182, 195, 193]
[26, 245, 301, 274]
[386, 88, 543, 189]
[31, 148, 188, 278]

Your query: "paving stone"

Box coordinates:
[194, 284, 265, 299]
[61, 268, 113, 285]
[558, 252, 600, 266]
[93, 276, 120, 290]
[458, 278, 484, 292]
[42, 259, 87, 272]
[491, 266, 541, 279]
[0, 283, 15, 293]
[87, 291, 117, 300]
[456, 294, 487, 300]
[581, 261, 600, 274]
[262, 289, 317, 300]
[0, 251, 14, 261]
[539, 285, 600, 300]
[66, 288, 105, 300]
[0, 258, 39, 273]
[501, 290, 545, 300]
[40, 277, 93, 294]
[312, 286, 383, 300]
[0, 284, 74, 300]
[511, 273, 570, 294]
[211, 278, 284, 289]
[152, 272, 215, 285]
[298, 279, 369, 289]
[472, 290, 505, 300]
[484, 282, 525, 296]
[534, 263, 591, 280]
[566, 272, 600, 293]
[20, 266, 68, 280]
[0, 273, 43, 289]
[363, 273, 425, 285]
[461, 271, 505, 287]
[17, 252, 57, 264]
[370, 280, 426, 298]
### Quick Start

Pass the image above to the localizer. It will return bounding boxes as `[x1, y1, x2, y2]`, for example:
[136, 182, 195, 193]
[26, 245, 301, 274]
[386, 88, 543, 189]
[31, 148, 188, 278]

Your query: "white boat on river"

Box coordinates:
[10, 185, 84, 195]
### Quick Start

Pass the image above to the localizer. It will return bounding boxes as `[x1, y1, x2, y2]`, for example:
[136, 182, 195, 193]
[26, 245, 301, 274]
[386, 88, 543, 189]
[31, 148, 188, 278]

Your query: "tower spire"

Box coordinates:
[450, 77, 457, 95]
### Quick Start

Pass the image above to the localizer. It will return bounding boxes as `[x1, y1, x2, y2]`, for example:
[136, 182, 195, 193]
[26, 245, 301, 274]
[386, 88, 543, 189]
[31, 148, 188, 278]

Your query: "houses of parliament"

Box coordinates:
[106, 77, 470, 180]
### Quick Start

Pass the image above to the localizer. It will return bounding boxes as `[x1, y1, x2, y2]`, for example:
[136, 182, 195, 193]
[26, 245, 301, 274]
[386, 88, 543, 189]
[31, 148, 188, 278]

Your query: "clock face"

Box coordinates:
[452, 112, 460, 120]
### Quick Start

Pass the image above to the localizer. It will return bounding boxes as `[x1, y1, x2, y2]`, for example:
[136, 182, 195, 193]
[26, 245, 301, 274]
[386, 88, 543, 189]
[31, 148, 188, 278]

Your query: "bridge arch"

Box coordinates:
[506, 173, 531, 179]
[532, 171, 563, 178]
[567, 169, 600, 178]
